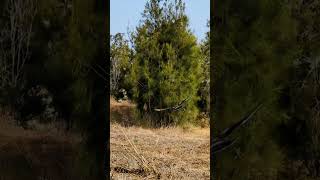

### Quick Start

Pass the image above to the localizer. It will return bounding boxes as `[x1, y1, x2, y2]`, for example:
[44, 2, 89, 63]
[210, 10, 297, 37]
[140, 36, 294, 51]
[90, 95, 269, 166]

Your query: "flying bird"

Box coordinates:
[212, 102, 263, 154]
[153, 96, 190, 112]
[152, 96, 263, 154]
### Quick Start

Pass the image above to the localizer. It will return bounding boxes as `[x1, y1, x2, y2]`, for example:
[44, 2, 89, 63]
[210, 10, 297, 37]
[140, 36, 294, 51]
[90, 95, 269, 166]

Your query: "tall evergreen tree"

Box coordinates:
[130, 0, 203, 126]
[213, 0, 300, 179]
[36, 0, 107, 178]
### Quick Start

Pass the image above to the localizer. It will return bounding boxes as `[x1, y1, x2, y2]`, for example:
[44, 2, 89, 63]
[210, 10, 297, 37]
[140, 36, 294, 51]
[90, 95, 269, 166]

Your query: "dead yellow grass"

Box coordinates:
[0, 109, 82, 179]
[110, 97, 210, 179]
[110, 96, 136, 108]
[111, 122, 210, 179]
[0, 110, 81, 143]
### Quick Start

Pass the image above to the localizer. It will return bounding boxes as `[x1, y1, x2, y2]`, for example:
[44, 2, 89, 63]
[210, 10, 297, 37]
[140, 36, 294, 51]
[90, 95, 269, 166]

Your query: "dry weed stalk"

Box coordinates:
[119, 126, 159, 177]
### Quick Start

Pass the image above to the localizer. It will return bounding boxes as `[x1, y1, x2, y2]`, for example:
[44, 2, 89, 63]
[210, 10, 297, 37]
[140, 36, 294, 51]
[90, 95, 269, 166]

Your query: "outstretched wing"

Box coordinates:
[217, 102, 263, 139]
[154, 96, 190, 112]
[212, 138, 237, 154]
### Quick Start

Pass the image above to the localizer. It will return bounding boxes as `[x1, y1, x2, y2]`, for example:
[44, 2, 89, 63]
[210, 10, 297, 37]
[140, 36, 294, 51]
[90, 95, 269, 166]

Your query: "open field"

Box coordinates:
[110, 99, 210, 179]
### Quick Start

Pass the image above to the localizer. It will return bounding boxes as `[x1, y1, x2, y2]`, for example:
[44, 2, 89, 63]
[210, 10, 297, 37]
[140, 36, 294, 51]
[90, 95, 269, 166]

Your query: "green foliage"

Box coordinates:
[36, 0, 105, 131]
[213, 0, 300, 178]
[276, 1, 320, 178]
[213, 0, 320, 178]
[198, 23, 210, 113]
[1, 0, 107, 178]
[110, 33, 131, 97]
[129, 0, 203, 126]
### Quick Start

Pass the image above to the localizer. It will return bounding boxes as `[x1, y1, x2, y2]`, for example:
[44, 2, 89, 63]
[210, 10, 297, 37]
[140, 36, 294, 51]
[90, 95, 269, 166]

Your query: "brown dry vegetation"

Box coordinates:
[0, 109, 82, 180]
[110, 98, 210, 179]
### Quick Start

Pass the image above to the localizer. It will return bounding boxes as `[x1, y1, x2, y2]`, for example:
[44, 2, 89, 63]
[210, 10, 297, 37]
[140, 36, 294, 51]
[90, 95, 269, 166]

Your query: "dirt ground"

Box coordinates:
[110, 98, 210, 179]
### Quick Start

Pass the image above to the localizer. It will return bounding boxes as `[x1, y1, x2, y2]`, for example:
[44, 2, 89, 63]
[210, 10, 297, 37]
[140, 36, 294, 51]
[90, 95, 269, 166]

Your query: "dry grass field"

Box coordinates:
[110, 98, 210, 179]
[0, 110, 82, 179]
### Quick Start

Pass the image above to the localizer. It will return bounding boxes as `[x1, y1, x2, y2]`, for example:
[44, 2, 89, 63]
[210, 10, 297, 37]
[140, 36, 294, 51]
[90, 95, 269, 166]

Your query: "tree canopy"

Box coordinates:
[213, 0, 320, 179]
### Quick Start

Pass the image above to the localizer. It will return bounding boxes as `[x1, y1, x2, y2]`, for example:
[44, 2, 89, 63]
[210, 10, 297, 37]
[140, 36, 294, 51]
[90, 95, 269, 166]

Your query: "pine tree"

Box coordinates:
[130, 0, 203, 126]
[213, 0, 300, 179]
[38, 0, 107, 178]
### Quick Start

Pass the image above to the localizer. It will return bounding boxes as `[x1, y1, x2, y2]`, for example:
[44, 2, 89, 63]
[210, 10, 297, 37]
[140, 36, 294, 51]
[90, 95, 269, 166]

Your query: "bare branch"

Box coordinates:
[0, 0, 37, 88]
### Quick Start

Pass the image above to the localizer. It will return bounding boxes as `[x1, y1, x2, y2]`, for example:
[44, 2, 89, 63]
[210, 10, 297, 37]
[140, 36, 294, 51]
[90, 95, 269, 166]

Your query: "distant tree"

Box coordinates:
[198, 22, 210, 113]
[130, 0, 203, 126]
[110, 33, 130, 96]
[0, 0, 37, 88]
[0, 0, 37, 106]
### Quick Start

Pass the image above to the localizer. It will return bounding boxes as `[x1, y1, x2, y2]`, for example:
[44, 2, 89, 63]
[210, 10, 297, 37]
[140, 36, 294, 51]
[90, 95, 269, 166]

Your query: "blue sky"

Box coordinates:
[111, 0, 210, 43]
